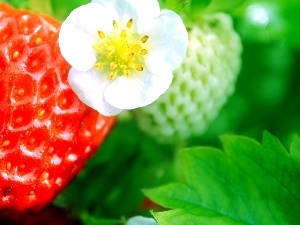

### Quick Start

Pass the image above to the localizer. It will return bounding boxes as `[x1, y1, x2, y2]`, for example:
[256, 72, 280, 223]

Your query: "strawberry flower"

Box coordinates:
[59, 0, 188, 116]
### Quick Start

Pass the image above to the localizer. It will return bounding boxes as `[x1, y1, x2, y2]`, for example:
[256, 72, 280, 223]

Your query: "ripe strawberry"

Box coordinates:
[0, 3, 116, 216]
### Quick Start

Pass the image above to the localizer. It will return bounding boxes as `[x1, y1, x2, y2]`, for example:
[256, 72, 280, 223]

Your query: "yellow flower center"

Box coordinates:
[92, 19, 149, 80]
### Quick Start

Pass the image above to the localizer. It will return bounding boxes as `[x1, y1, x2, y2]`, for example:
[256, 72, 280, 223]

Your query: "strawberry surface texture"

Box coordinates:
[0, 3, 116, 216]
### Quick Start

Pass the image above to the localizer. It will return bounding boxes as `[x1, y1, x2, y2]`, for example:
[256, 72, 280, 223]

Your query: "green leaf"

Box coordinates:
[144, 183, 202, 209]
[289, 135, 300, 175]
[146, 132, 300, 225]
[152, 208, 246, 225]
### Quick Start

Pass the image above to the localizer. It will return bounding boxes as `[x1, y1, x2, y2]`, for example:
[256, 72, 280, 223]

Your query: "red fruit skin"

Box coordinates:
[0, 3, 116, 216]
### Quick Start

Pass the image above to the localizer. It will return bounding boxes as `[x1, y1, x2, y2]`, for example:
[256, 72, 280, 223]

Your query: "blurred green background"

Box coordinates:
[2, 0, 300, 224]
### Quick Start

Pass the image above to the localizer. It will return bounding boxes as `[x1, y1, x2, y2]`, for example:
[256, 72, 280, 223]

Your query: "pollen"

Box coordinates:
[127, 19, 133, 28]
[113, 20, 118, 29]
[124, 70, 131, 76]
[140, 49, 148, 55]
[110, 61, 118, 70]
[109, 71, 117, 80]
[93, 18, 149, 79]
[98, 30, 105, 39]
[95, 62, 104, 69]
[135, 64, 143, 71]
[141, 35, 149, 43]
[120, 30, 127, 38]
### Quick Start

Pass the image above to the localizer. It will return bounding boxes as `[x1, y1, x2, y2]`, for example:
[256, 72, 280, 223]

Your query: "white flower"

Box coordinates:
[59, 0, 188, 116]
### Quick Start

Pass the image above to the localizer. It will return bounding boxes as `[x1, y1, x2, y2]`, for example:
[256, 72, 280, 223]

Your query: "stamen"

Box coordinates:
[113, 20, 118, 29]
[128, 52, 135, 59]
[140, 35, 149, 43]
[109, 71, 117, 80]
[124, 70, 131, 76]
[110, 61, 118, 70]
[140, 49, 148, 55]
[135, 64, 143, 71]
[98, 30, 105, 39]
[95, 62, 104, 69]
[93, 44, 102, 52]
[120, 30, 127, 38]
[93, 19, 149, 78]
[132, 44, 142, 52]
[127, 19, 133, 28]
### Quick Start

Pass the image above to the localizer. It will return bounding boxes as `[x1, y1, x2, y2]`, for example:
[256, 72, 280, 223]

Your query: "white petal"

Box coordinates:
[125, 0, 160, 19]
[143, 10, 188, 74]
[59, 23, 95, 71]
[92, 0, 160, 22]
[68, 68, 122, 116]
[66, 3, 118, 35]
[59, 3, 118, 71]
[104, 70, 173, 110]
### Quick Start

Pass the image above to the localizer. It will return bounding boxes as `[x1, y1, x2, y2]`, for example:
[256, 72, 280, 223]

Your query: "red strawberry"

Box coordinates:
[0, 3, 116, 216]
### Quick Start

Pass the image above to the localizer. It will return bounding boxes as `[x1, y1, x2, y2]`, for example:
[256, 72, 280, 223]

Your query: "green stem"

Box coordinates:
[28, 0, 53, 15]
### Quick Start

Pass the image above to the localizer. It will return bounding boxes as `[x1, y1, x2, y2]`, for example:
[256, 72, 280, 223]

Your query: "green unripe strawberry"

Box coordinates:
[132, 13, 242, 143]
